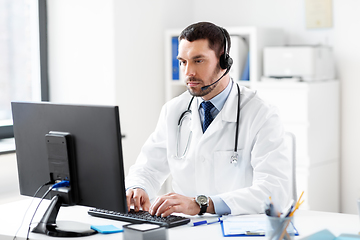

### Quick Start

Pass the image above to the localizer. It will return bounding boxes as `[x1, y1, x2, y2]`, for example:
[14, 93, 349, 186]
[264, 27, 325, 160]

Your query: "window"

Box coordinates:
[0, 0, 48, 141]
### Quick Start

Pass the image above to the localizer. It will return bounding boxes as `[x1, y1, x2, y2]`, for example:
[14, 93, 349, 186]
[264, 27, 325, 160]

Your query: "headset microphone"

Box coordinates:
[201, 67, 231, 91]
[201, 27, 233, 91]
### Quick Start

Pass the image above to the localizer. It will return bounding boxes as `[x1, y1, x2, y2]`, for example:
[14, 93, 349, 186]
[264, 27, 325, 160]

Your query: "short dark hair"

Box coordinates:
[179, 22, 231, 59]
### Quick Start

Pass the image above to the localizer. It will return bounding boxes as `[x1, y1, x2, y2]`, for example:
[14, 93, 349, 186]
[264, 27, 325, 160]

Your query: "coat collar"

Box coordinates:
[221, 82, 241, 123]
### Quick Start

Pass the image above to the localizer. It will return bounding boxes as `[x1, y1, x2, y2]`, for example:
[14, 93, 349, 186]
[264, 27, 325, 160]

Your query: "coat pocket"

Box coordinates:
[213, 149, 247, 193]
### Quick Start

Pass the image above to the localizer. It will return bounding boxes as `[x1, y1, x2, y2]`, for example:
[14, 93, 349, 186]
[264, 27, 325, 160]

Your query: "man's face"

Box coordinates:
[177, 39, 225, 100]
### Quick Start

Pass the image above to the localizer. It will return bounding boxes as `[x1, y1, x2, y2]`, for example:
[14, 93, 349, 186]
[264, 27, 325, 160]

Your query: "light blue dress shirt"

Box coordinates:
[198, 80, 233, 215]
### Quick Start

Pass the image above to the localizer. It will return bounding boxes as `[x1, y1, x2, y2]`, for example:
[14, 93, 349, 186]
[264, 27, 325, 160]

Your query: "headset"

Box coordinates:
[219, 27, 233, 70]
[201, 27, 233, 91]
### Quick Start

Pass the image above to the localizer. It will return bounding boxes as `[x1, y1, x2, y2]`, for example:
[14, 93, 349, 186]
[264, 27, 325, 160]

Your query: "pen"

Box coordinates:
[190, 218, 222, 227]
[283, 205, 294, 218]
[191, 220, 207, 226]
[278, 191, 305, 240]
[280, 200, 294, 218]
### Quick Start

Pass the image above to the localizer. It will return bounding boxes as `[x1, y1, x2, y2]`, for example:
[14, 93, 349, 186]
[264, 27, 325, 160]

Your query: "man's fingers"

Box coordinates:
[161, 205, 178, 218]
[126, 189, 134, 212]
[142, 198, 151, 212]
[150, 195, 174, 215]
[126, 188, 150, 212]
[150, 193, 199, 216]
[153, 198, 180, 217]
[133, 192, 142, 212]
[149, 196, 162, 215]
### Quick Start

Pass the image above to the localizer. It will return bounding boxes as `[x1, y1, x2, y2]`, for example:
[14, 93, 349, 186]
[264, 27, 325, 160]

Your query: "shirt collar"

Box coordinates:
[197, 79, 233, 111]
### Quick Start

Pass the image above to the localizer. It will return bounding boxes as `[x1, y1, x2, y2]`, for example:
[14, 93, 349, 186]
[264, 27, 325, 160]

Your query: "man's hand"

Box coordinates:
[126, 188, 151, 212]
[149, 193, 215, 217]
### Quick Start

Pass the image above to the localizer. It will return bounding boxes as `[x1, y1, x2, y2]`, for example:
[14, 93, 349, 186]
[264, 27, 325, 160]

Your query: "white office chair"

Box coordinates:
[284, 131, 297, 202]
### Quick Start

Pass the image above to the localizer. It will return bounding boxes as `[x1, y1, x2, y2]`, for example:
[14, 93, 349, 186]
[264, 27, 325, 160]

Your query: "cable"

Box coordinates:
[13, 180, 54, 240]
[25, 180, 70, 240]
[26, 186, 53, 240]
[52, 180, 70, 188]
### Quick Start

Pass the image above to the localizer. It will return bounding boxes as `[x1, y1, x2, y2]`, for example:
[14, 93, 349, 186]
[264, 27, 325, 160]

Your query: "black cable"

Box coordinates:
[13, 180, 54, 240]
[25, 185, 54, 240]
[25, 180, 69, 240]
[234, 83, 241, 153]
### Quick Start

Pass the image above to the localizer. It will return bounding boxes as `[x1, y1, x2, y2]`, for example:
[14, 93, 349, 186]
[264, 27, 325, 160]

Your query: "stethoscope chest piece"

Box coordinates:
[230, 152, 238, 164]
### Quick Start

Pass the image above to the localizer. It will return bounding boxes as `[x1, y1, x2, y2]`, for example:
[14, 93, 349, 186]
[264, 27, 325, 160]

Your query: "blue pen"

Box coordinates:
[190, 218, 222, 226]
[191, 220, 208, 226]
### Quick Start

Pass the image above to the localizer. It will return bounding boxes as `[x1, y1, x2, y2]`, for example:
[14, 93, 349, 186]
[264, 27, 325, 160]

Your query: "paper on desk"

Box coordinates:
[221, 217, 298, 237]
[222, 218, 266, 235]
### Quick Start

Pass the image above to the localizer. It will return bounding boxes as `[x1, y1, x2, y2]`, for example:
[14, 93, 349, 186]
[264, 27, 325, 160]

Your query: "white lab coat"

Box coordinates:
[126, 84, 291, 215]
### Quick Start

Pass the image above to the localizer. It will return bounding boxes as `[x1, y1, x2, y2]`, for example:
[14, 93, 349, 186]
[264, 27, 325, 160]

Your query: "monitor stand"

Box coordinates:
[32, 195, 97, 237]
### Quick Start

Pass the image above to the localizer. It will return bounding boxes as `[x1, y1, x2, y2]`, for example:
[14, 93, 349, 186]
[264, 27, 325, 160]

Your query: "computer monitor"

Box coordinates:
[11, 101, 128, 237]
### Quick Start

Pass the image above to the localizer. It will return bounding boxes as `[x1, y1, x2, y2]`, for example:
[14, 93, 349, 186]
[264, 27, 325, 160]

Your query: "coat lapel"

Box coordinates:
[203, 84, 240, 138]
[188, 83, 240, 146]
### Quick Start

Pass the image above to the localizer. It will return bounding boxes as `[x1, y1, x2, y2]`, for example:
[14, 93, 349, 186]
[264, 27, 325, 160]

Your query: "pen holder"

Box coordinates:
[265, 216, 294, 240]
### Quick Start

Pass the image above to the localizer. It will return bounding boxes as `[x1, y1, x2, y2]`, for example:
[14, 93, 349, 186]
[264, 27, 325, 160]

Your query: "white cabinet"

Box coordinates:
[164, 27, 284, 101]
[254, 80, 340, 212]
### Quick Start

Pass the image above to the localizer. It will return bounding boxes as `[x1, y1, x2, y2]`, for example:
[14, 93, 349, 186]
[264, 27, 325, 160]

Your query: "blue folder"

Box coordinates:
[172, 36, 179, 80]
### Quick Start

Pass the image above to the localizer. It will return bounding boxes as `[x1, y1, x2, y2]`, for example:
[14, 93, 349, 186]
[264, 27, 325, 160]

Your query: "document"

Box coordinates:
[220, 216, 298, 237]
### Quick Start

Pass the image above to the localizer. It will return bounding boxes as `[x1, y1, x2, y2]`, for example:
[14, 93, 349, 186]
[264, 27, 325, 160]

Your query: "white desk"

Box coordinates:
[1, 198, 359, 240]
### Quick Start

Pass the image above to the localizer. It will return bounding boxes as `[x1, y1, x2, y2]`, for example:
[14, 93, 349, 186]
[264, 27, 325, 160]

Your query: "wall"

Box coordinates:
[47, 0, 116, 105]
[112, 0, 194, 173]
[47, 0, 194, 175]
[192, 0, 334, 46]
[46, 0, 360, 214]
[0, 153, 26, 205]
[333, 1, 360, 214]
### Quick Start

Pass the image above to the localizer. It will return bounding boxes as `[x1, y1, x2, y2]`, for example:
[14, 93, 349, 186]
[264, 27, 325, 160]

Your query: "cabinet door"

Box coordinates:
[253, 81, 340, 212]
[255, 85, 309, 124]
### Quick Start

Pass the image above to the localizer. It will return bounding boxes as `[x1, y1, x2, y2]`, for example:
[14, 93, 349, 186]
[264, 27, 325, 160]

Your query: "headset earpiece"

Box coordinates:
[219, 27, 233, 70]
[220, 52, 233, 70]
[201, 26, 234, 91]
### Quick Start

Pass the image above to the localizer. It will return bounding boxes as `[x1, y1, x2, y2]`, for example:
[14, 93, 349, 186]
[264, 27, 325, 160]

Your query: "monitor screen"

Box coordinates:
[11, 101, 127, 214]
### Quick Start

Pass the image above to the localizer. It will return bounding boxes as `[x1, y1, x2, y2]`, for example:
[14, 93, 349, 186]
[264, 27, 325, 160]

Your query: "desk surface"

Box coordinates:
[1, 198, 359, 240]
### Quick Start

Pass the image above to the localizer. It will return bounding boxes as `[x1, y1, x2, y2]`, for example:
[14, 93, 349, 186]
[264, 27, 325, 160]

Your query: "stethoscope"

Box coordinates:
[176, 82, 241, 164]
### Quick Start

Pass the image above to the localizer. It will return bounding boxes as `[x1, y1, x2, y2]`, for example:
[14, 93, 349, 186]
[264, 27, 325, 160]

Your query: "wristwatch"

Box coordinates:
[196, 195, 209, 215]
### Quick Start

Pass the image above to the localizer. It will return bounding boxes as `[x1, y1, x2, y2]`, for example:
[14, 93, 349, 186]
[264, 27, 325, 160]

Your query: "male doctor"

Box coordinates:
[126, 22, 291, 217]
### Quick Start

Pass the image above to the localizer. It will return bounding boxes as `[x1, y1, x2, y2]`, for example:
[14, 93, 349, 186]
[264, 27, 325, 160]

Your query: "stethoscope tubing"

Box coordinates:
[176, 82, 241, 163]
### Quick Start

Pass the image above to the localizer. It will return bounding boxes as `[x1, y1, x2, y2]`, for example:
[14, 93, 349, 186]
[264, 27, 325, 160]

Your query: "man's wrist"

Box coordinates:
[195, 195, 215, 215]
[206, 197, 215, 214]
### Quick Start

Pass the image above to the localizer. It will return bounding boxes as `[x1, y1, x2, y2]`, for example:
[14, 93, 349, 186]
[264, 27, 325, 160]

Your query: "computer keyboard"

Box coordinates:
[88, 208, 191, 228]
